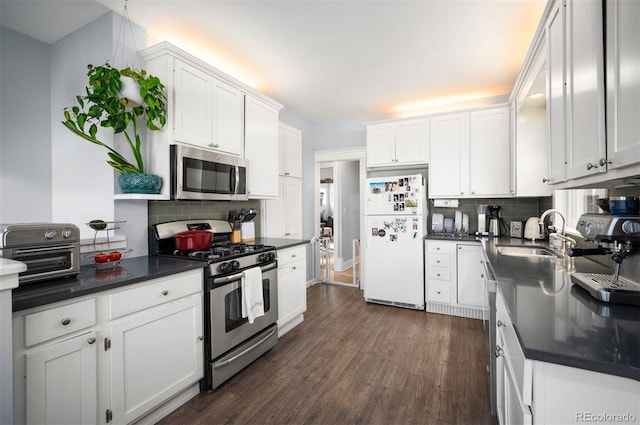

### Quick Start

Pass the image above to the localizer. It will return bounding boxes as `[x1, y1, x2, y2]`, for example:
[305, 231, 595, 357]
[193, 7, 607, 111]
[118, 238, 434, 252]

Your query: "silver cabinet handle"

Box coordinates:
[291, 266, 297, 270]
[208, 143, 220, 148]
[497, 320, 505, 327]
[586, 162, 598, 170]
[87, 337, 96, 345]
[599, 158, 611, 167]
[60, 318, 71, 326]
[161, 290, 169, 296]
[542, 177, 551, 183]
[495, 345, 504, 358]
[197, 336, 204, 341]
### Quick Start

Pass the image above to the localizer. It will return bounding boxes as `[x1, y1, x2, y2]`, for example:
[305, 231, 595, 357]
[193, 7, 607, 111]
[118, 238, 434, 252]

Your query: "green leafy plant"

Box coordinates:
[62, 63, 167, 173]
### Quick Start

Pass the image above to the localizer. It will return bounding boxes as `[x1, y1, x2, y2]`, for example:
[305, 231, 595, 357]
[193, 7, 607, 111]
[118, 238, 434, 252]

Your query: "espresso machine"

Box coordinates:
[569, 213, 640, 305]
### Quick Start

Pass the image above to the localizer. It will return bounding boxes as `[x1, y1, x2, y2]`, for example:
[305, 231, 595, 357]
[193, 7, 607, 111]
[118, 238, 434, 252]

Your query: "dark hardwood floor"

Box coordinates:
[158, 284, 497, 425]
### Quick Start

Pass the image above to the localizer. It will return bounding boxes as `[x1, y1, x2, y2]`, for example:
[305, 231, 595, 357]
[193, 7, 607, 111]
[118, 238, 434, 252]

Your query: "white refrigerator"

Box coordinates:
[363, 174, 426, 309]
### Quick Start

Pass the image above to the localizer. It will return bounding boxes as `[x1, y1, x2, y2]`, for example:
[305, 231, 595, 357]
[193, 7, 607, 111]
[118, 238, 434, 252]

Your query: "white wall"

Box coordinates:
[1, 14, 150, 255]
[0, 28, 52, 223]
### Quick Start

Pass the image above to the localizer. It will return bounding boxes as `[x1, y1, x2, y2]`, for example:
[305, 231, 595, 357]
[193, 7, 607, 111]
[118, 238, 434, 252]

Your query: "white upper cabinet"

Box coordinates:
[279, 123, 302, 178]
[469, 107, 512, 197]
[173, 59, 244, 156]
[606, 0, 640, 171]
[366, 118, 428, 167]
[245, 95, 279, 198]
[546, 0, 568, 184]
[564, 0, 606, 179]
[512, 34, 553, 197]
[429, 113, 469, 197]
[429, 106, 511, 198]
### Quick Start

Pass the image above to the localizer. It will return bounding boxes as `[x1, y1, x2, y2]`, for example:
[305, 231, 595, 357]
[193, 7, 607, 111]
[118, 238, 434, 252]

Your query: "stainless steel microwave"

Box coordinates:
[171, 144, 248, 201]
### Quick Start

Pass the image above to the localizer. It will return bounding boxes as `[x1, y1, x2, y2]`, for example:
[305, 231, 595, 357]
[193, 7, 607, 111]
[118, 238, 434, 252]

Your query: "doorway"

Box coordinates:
[314, 148, 366, 288]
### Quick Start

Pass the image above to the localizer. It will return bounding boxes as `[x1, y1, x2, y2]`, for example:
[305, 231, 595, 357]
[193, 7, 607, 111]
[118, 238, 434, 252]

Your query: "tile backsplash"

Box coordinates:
[148, 200, 262, 236]
[430, 196, 553, 234]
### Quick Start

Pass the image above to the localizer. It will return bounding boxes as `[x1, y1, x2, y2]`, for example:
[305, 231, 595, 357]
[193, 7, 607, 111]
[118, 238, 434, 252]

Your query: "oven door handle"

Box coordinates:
[13, 245, 77, 254]
[212, 263, 277, 285]
[213, 326, 277, 369]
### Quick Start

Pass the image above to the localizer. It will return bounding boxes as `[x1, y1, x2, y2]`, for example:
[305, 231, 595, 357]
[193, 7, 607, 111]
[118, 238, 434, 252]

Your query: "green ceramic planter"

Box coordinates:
[118, 173, 162, 194]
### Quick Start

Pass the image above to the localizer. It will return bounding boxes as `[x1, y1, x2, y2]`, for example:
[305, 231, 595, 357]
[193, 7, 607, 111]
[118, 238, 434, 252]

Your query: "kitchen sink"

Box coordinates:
[496, 245, 561, 258]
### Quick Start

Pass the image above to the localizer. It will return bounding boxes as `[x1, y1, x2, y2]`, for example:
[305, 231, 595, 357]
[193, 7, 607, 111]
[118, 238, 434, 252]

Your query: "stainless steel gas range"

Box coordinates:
[150, 219, 278, 391]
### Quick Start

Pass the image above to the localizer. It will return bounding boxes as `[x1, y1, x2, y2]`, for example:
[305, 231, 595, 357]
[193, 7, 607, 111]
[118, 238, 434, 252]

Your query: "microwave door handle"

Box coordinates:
[234, 165, 240, 195]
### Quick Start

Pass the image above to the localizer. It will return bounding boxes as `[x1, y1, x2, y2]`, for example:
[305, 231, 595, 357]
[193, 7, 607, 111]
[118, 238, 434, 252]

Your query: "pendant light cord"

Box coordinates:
[112, 0, 140, 70]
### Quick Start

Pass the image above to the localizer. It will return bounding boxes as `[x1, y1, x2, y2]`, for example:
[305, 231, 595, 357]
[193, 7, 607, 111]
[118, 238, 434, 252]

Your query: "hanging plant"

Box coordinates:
[62, 63, 167, 174]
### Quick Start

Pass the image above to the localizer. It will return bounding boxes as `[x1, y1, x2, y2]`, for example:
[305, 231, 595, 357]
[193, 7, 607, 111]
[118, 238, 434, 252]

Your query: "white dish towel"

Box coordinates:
[241, 267, 264, 324]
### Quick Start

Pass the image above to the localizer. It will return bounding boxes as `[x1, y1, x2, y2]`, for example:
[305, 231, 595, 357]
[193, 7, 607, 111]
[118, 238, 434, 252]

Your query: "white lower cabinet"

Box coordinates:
[13, 269, 204, 425]
[25, 329, 98, 425]
[108, 290, 203, 424]
[277, 245, 307, 337]
[456, 244, 485, 308]
[425, 240, 484, 318]
[495, 287, 640, 425]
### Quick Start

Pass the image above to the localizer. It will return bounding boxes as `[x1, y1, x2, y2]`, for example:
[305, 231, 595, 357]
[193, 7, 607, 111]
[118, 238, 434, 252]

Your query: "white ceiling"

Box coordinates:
[1, 0, 547, 124]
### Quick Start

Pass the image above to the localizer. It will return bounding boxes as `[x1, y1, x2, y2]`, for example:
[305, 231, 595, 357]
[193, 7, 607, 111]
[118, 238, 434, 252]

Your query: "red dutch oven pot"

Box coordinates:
[174, 229, 213, 251]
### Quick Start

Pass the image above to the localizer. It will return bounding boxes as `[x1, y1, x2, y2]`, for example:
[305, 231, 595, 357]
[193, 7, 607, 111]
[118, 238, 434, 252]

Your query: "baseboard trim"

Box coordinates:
[426, 302, 483, 320]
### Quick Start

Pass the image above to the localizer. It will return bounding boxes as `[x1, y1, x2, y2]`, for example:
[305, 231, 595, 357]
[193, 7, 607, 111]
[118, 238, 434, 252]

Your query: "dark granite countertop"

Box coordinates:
[481, 237, 640, 381]
[256, 238, 310, 250]
[12, 256, 206, 312]
[425, 233, 486, 243]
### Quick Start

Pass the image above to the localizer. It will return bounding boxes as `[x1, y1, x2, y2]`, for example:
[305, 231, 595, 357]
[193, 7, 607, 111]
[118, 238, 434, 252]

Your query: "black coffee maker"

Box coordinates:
[487, 205, 505, 236]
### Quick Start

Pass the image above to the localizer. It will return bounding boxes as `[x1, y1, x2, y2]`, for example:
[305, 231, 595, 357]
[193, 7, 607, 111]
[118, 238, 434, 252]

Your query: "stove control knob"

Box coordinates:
[44, 230, 57, 239]
[62, 229, 73, 238]
[231, 260, 240, 271]
[622, 220, 640, 235]
[258, 252, 275, 263]
[218, 262, 232, 273]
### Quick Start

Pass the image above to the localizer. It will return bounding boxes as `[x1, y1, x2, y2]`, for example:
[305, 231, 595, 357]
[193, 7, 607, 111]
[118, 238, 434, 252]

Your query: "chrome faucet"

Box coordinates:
[539, 209, 576, 253]
[539, 208, 566, 235]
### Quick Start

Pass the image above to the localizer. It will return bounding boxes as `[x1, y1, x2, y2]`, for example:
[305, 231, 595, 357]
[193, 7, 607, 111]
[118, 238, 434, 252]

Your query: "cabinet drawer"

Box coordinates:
[109, 270, 203, 320]
[427, 253, 451, 267]
[427, 240, 455, 254]
[427, 267, 451, 281]
[25, 299, 96, 347]
[278, 245, 306, 266]
[427, 280, 451, 303]
[278, 257, 306, 275]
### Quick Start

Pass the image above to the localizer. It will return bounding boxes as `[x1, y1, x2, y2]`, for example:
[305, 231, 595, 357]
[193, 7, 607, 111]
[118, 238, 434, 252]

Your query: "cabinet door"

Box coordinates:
[264, 179, 287, 238]
[25, 331, 98, 425]
[284, 126, 303, 178]
[606, 0, 640, 170]
[503, 355, 533, 425]
[277, 257, 307, 331]
[245, 96, 279, 198]
[212, 79, 244, 156]
[457, 244, 485, 308]
[496, 328, 505, 425]
[173, 60, 212, 147]
[366, 122, 396, 167]
[546, 1, 567, 184]
[395, 118, 428, 165]
[109, 294, 203, 425]
[285, 177, 303, 238]
[429, 113, 469, 197]
[469, 107, 512, 196]
[565, 0, 606, 179]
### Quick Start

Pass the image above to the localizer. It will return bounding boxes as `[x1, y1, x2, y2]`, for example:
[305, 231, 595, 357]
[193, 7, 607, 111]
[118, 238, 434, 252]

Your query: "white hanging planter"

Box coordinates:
[119, 75, 144, 107]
